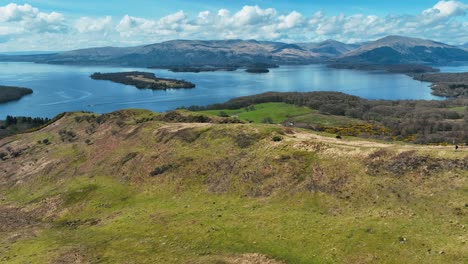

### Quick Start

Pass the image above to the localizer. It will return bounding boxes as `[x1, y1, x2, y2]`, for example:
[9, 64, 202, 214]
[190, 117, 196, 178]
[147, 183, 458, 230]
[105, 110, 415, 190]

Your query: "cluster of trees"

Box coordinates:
[411, 72, 468, 98]
[1, 115, 51, 139]
[3, 116, 50, 128]
[188, 92, 467, 144]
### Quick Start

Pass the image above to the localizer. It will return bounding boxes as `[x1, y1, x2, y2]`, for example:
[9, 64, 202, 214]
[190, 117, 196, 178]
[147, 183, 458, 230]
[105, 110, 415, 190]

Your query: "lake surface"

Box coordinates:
[0, 62, 458, 119]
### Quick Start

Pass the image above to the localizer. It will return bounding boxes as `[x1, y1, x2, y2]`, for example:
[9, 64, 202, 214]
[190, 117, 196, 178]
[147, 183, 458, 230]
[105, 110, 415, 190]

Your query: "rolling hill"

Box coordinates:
[0, 107, 466, 263]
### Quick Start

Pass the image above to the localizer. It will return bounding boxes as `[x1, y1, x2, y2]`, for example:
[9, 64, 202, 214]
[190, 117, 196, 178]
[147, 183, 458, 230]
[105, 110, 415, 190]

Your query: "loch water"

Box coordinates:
[1, 62, 462, 119]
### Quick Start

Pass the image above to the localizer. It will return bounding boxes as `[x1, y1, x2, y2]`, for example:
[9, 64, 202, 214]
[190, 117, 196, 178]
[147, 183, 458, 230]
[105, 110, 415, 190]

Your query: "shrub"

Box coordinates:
[272, 136, 283, 142]
[58, 129, 77, 142]
[235, 133, 258, 148]
[120, 152, 138, 165]
[219, 111, 229, 117]
[150, 165, 174, 176]
[262, 117, 273, 124]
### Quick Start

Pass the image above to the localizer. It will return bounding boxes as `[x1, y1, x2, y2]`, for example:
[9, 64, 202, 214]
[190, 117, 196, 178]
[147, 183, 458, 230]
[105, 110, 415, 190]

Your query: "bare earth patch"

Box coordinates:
[222, 253, 285, 264]
[52, 248, 90, 264]
[0, 206, 40, 232]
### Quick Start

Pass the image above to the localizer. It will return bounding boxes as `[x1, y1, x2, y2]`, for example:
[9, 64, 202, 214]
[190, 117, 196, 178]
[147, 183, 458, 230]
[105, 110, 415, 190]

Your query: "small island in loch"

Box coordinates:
[245, 68, 270, 73]
[163, 66, 239, 73]
[244, 63, 277, 74]
[0, 85, 33, 103]
[90, 71, 196, 90]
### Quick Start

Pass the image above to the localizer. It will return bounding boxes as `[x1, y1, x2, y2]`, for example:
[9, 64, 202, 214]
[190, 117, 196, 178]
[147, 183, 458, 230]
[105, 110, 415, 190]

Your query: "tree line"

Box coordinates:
[186, 91, 468, 144]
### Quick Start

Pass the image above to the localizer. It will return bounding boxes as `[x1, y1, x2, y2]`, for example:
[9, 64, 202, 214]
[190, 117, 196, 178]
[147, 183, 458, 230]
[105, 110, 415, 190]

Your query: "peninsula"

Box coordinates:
[0, 85, 33, 103]
[410, 72, 468, 98]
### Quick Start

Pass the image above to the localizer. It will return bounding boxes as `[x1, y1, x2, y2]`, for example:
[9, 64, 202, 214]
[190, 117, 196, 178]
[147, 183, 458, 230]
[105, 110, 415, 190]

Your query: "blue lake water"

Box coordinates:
[0, 62, 462, 119]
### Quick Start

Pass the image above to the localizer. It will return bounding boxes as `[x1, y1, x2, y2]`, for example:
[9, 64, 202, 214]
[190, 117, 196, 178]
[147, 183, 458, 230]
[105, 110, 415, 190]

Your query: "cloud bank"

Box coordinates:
[0, 1, 466, 51]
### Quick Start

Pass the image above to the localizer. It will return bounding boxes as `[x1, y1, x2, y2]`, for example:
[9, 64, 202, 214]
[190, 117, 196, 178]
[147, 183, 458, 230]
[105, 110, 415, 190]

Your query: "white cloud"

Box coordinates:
[232, 5, 276, 26]
[160, 10, 187, 25]
[0, 3, 38, 22]
[0, 3, 66, 33]
[0, 1, 467, 51]
[278, 11, 303, 30]
[423, 0, 468, 17]
[75, 16, 113, 33]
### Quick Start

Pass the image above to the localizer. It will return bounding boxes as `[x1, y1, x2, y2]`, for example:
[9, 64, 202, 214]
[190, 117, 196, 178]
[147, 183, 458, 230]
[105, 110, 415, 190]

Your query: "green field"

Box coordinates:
[200, 102, 313, 123]
[199, 102, 363, 126]
[0, 110, 466, 263]
[449, 106, 467, 113]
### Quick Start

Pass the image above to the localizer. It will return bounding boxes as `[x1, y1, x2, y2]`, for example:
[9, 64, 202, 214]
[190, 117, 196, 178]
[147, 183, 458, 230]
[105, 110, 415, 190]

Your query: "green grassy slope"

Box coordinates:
[199, 102, 364, 126]
[0, 110, 466, 264]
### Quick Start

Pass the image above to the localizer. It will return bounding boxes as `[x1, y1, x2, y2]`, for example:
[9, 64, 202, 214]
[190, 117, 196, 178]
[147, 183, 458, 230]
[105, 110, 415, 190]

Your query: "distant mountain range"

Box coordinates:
[0, 51, 60, 56]
[336, 36, 468, 65]
[296, 40, 361, 58]
[0, 36, 467, 67]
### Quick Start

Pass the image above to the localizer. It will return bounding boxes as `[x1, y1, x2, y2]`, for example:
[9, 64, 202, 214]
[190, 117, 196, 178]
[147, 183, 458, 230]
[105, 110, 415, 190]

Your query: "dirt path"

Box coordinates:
[285, 130, 467, 158]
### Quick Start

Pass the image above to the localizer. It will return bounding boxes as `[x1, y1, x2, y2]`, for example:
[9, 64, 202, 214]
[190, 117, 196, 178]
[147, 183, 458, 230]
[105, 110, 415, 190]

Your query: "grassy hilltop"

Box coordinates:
[0, 109, 467, 264]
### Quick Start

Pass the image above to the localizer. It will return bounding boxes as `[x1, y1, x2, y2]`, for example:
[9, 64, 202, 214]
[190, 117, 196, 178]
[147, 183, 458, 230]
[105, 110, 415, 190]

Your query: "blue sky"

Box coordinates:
[15, 0, 440, 17]
[0, 1, 467, 51]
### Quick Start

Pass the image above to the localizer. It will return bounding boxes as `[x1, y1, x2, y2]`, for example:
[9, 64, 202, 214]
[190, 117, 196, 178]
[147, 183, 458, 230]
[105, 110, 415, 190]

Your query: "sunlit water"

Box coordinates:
[0, 62, 462, 118]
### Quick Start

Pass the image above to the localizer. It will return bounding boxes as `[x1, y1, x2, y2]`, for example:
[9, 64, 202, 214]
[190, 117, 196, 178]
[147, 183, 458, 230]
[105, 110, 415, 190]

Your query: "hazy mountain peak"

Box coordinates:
[296, 39, 359, 58]
[372, 35, 452, 48]
[338, 35, 468, 64]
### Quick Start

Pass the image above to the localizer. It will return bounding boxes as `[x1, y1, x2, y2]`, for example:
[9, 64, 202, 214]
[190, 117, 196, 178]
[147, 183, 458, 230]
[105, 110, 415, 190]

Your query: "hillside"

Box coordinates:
[0, 109, 466, 263]
[297, 40, 360, 58]
[0, 40, 320, 67]
[337, 36, 468, 64]
[190, 91, 468, 144]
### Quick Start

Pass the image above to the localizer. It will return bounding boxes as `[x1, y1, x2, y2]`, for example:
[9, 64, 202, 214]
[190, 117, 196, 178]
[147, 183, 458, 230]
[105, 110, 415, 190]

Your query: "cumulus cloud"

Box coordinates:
[232, 5, 276, 26]
[423, 0, 468, 17]
[0, 3, 38, 22]
[0, 1, 467, 51]
[75, 16, 113, 33]
[0, 3, 66, 33]
[278, 11, 304, 30]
